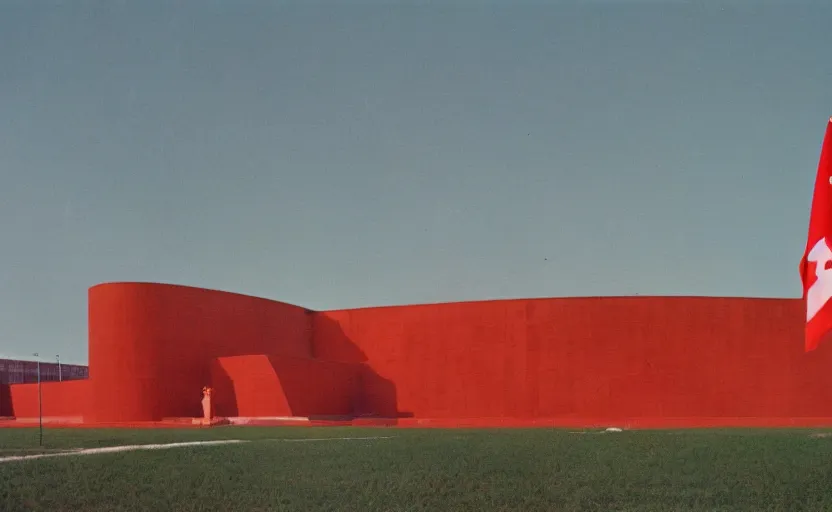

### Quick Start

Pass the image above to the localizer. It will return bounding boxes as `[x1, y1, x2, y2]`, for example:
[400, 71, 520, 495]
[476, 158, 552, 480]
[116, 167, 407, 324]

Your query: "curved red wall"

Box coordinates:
[313, 297, 832, 421]
[10, 282, 832, 427]
[88, 283, 312, 422]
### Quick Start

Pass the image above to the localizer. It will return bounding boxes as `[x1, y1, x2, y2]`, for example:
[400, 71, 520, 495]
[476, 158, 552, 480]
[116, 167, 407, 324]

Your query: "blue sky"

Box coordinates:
[1, 2, 830, 363]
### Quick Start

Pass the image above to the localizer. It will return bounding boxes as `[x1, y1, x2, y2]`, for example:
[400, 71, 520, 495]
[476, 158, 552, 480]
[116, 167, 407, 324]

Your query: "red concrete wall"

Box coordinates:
[7, 379, 90, 419]
[10, 281, 831, 427]
[88, 283, 313, 422]
[210, 355, 361, 418]
[313, 297, 832, 421]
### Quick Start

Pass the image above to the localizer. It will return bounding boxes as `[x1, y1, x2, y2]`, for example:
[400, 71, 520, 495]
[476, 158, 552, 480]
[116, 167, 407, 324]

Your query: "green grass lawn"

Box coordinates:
[2, 427, 832, 511]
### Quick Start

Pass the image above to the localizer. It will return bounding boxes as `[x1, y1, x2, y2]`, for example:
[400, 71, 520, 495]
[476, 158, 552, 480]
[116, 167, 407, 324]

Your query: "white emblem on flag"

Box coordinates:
[806, 237, 832, 321]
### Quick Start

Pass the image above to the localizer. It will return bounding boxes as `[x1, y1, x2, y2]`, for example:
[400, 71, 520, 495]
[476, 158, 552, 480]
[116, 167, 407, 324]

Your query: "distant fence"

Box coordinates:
[0, 358, 88, 385]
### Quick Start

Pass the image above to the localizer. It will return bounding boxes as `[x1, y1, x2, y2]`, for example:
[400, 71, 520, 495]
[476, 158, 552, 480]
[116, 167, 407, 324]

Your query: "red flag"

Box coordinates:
[800, 117, 832, 352]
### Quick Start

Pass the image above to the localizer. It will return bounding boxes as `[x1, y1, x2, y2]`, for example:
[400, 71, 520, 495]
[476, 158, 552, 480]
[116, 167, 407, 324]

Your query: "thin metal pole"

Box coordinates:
[34, 353, 42, 446]
[57, 355, 61, 382]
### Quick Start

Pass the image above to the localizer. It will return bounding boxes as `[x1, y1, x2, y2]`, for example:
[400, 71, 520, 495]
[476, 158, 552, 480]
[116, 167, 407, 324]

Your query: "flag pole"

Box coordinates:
[33, 353, 42, 446]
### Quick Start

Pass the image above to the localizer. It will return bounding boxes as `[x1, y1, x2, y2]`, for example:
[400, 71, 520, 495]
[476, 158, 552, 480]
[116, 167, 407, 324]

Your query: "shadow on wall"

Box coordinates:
[210, 363, 238, 417]
[209, 354, 358, 418]
[208, 313, 412, 419]
[0, 383, 11, 417]
[312, 311, 413, 419]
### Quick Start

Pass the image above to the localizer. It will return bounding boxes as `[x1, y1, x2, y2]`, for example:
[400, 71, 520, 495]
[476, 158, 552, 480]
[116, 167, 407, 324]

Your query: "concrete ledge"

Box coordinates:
[4, 416, 832, 429]
[10, 416, 84, 424]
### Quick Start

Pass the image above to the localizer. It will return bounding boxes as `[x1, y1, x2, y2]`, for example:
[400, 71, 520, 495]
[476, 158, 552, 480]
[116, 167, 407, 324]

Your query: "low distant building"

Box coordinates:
[0, 358, 88, 385]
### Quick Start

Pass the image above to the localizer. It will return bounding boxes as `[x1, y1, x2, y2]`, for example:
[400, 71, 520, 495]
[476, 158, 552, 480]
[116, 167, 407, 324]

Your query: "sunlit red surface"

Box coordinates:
[2, 282, 830, 428]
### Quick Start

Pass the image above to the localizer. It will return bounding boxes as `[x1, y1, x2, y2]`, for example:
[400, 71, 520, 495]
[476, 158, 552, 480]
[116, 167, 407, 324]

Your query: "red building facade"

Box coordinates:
[2, 282, 831, 427]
